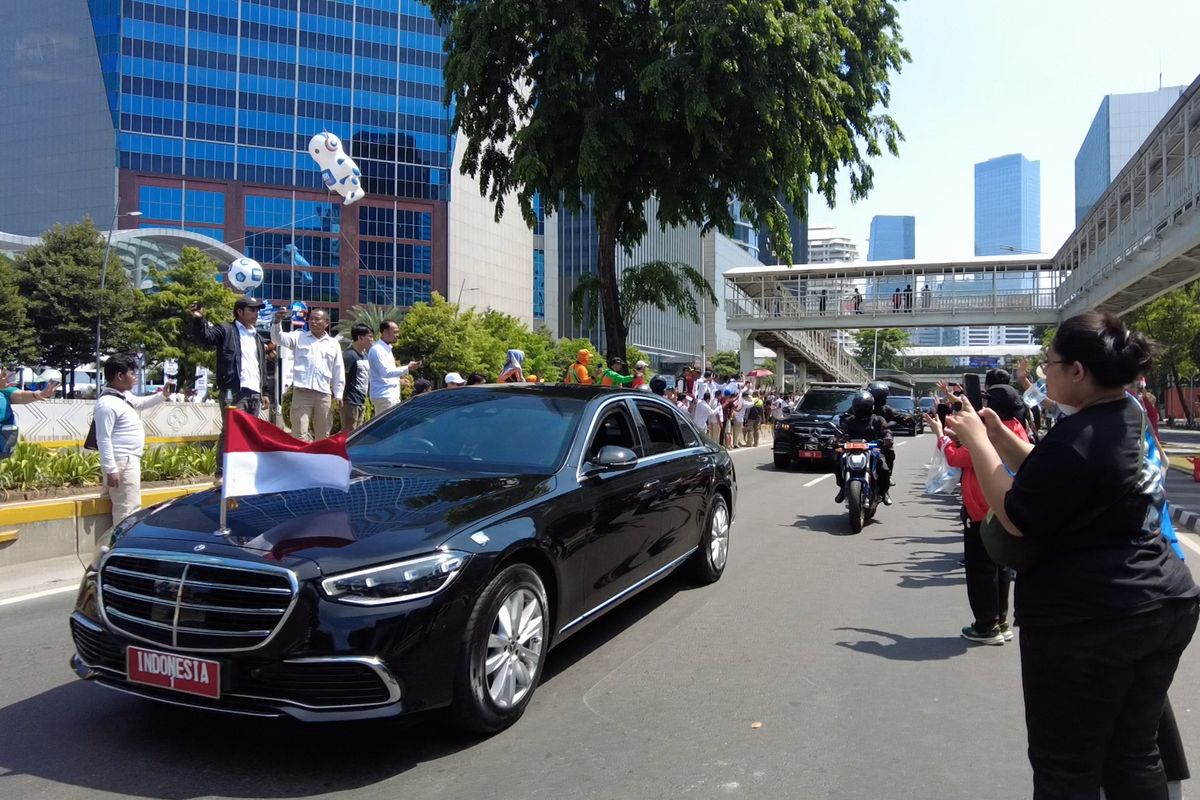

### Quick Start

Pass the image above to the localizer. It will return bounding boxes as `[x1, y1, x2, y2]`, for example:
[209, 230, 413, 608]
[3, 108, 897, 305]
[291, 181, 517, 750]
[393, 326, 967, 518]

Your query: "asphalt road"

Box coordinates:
[4, 435, 1200, 800]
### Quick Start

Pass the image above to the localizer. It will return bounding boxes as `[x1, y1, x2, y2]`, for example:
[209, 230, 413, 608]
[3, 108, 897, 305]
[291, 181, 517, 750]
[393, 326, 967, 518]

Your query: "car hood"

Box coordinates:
[116, 468, 555, 573]
[783, 411, 842, 425]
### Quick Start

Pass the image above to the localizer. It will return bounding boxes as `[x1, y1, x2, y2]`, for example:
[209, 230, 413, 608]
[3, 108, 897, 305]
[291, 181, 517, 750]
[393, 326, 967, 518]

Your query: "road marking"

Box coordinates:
[0, 585, 77, 608]
[1179, 532, 1200, 559]
[894, 440, 908, 447]
[803, 474, 833, 487]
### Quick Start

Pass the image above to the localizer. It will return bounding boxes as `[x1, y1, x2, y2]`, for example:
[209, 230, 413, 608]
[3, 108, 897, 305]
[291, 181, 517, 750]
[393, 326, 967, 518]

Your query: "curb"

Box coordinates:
[1173, 505, 1200, 535]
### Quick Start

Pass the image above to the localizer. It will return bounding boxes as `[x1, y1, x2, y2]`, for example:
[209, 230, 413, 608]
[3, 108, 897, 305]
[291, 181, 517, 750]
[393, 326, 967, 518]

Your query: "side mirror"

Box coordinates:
[586, 445, 638, 474]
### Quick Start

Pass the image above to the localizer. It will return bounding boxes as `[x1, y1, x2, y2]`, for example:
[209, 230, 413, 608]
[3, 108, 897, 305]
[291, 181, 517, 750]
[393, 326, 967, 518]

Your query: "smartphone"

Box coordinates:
[936, 402, 951, 427]
[963, 373, 984, 411]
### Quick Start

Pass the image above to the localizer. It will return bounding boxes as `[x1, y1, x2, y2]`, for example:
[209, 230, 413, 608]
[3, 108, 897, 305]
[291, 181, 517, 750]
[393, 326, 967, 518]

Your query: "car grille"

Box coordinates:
[99, 553, 296, 652]
[237, 661, 395, 708]
[71, 616, 125, 671]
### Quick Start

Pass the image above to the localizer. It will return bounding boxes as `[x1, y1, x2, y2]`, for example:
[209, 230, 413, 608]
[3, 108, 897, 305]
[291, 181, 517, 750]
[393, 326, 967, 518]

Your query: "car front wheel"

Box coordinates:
[450, 563, 549, 734]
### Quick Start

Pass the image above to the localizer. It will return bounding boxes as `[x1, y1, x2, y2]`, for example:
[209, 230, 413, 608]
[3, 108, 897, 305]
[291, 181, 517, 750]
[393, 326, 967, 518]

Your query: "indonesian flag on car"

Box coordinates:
[222, 408, 351, 498]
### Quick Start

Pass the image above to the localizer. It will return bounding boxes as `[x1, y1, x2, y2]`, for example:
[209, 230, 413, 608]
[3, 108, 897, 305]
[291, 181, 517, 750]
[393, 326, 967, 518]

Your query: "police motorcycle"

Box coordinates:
[836, 438, 884, 534]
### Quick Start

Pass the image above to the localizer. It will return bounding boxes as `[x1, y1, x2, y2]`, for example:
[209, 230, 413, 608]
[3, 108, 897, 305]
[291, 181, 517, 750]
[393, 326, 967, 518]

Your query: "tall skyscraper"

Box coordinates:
[2, 0, 469, 323]
[973, 154, 1041, 346]
[974, 154, 1040, 257]
[1075, 86, 1186, 225]
[867, 215, 915, 261]
[806, 226, 859, 263]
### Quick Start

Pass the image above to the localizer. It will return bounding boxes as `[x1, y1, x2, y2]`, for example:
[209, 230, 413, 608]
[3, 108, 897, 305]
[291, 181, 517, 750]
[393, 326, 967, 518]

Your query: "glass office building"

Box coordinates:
[5, 0, 451, 321]
[1075, 86, 1186, 225]
[867, 215, 915, 261]
[974, 153, 1040, 258]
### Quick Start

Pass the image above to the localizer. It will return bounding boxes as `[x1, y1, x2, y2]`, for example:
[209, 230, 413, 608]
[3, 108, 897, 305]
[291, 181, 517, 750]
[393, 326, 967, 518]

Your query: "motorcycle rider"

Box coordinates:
[833, 389, 893, 505]
[867, 381, 899, 479]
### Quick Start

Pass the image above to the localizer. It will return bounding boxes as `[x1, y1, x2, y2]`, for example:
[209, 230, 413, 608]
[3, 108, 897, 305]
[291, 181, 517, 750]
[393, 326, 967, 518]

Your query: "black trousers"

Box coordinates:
[215, 388, 261, 475]
[962, 510, 1011, 630]
[1020, 599, 1198, 800]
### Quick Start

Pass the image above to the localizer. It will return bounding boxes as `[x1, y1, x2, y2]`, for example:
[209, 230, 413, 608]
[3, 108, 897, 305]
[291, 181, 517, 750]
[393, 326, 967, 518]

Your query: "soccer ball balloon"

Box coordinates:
[227, 258, 264, 292]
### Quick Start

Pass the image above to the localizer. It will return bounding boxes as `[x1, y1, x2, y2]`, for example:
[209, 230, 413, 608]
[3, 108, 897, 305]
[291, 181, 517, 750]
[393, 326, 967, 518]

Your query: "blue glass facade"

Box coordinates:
[974, 154, 1040, 257]
[867, 215, 915, 261]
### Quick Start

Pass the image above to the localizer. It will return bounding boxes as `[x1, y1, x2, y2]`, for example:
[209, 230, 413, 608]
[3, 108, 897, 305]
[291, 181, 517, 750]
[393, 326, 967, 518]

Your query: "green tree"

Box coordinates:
[431, 0, 908, 364]
[568, 261, 718, 359]
[0, 254, 37, 366]
[1125, 282, 1200, 423]
[478, 308, 556, 380]
[710, 350, 741, 379]
[133, 247, 240, 390]
[852, 328, 909, 373]
[15, 220, 142, 395]
[339, 304, 406, 341]
[393, 293, 496, 381]
[548, 338, 601, 382]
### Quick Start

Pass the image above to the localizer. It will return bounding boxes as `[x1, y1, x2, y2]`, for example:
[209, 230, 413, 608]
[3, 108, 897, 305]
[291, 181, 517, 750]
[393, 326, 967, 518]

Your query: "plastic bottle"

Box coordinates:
[1022, 379, 1047, 408]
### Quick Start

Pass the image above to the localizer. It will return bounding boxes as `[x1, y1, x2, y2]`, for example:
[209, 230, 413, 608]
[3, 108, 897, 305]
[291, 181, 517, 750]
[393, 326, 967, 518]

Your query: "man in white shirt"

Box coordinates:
[94, 354, 166, 525]
[272, 308, 344, 440]
[368, 320, 420, 414]
[692, 390, 720, 440]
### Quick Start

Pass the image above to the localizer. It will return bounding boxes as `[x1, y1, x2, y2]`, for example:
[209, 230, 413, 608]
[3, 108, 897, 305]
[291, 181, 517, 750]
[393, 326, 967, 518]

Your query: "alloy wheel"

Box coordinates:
[709, 501, 730, 570]
[483, 587, 545, 709]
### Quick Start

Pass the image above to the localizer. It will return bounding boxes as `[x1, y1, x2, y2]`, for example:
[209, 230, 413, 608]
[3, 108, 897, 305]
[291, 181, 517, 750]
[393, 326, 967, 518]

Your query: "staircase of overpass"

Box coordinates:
[727, 73, 1200, 382]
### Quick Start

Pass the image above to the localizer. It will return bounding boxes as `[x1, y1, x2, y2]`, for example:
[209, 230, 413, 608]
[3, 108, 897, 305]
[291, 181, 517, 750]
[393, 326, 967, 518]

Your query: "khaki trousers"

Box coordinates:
[373, 396, 400, 415]
[102, 455, 142, 526]
[340, 403, 364, 434]
[291, 387, 332, 441]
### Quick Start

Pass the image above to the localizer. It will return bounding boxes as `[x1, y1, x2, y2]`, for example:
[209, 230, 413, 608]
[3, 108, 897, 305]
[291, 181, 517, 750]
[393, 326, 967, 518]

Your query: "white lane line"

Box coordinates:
[894, 440, 908, 447]
[0, 585, 77, 608]
[1179, 533, 1200, 559]
[803, 474, 833, 487]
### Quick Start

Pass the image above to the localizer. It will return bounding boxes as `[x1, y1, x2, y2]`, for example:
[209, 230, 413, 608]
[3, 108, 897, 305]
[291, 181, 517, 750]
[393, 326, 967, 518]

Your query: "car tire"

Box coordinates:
[773, 455, 790, 469]
[449, 563, 549, 735]
[690, 494, 731, 584]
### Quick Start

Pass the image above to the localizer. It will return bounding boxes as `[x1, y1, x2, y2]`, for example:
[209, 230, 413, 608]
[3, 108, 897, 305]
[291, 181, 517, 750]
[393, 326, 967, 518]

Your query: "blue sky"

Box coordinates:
[810, 0, 1200, 261]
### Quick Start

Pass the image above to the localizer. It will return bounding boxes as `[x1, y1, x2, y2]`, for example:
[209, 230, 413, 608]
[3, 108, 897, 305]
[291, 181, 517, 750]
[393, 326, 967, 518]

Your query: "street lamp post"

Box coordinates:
[93, 210, 142, 390]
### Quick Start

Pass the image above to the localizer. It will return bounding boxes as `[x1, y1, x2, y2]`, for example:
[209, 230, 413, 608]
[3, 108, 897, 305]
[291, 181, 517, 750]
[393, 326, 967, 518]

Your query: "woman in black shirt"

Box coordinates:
[949, 311, 1199, 800]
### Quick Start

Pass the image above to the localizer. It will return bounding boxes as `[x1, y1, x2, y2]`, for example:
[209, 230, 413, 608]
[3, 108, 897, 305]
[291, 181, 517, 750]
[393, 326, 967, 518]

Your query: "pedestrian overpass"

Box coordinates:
[731, 73, 1200, 382]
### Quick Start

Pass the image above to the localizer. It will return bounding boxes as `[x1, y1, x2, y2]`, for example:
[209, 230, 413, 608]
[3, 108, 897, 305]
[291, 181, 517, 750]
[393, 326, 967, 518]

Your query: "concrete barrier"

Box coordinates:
[13, 400, 221, 446]
[0, 483, 216, 569]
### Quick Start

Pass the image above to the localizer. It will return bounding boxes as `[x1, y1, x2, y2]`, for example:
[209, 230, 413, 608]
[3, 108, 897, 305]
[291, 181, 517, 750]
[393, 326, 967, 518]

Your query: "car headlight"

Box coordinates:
[778, 423, 791, 431]
[321, 551, 470, 605]
[91, 504, 163, 567]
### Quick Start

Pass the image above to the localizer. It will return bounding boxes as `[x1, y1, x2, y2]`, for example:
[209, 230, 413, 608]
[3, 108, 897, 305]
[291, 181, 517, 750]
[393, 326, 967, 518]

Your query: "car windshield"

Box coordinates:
[918, 397, 936, 411]
[347, 389, 585, 473]
[888, 397, 915, 412]
[797, 391, 855, 414]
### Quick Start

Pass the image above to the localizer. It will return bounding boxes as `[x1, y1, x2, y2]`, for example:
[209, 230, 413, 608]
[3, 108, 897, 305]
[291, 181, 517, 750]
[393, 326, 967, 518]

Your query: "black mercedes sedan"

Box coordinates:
[69, 386, 736, 733]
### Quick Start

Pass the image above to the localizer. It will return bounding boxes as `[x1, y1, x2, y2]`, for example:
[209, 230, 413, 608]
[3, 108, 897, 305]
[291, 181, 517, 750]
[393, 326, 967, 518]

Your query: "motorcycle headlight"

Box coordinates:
[321, 551, 470, 606]
[847, 454, 868, 469]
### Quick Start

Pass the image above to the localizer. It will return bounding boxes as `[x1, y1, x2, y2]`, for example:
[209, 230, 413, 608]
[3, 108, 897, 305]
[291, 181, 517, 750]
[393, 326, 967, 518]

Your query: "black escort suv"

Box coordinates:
[772, 384, 858, 469]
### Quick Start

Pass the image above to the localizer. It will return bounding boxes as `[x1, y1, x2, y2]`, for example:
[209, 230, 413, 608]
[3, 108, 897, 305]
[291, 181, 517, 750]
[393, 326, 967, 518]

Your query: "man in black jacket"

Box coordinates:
[190, 298, 267, 469]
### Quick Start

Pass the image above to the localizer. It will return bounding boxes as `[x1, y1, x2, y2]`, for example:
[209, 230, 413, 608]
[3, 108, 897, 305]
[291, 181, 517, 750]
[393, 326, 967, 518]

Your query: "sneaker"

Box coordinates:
[834, 489, 845, 503]
[881, 493, 893, 506]
[999, 622, 1014, 642]
[961, 624, 1005, 645]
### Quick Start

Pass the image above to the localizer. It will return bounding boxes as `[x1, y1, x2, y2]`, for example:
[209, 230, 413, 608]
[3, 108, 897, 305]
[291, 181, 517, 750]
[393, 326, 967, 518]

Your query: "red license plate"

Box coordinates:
[126, 646, 221, 699]
[796, 451, 822, 458]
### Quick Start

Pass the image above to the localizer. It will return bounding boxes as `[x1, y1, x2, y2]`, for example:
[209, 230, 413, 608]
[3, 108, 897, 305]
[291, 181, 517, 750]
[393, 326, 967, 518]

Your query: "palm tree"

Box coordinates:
[338, 304, 406, 341]
[569, 261, 718, 356]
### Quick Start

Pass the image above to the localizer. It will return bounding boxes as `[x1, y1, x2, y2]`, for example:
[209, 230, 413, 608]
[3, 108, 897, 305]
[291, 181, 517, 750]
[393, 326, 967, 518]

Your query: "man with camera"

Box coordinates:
[190, 298, 267, 468]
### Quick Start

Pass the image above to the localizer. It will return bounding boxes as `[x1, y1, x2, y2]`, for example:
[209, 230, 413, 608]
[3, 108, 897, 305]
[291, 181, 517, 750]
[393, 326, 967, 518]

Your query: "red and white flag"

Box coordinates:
[222, 408, 351, 498]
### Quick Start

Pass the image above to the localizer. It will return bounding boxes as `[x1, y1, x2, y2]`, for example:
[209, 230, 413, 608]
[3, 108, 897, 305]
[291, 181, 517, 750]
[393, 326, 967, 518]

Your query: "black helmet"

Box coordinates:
[867, 381, 889, 405]
[851, 390, 875, 419]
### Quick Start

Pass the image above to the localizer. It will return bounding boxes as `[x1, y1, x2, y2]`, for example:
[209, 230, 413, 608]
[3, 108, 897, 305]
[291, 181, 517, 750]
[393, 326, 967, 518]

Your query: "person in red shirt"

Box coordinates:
[926, 383, 1031, 645]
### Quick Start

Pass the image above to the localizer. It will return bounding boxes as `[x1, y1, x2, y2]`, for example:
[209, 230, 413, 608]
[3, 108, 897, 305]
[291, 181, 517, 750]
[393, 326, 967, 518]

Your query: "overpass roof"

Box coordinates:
[726, 253, 1055, 280]
[899, 345, 1042, 358]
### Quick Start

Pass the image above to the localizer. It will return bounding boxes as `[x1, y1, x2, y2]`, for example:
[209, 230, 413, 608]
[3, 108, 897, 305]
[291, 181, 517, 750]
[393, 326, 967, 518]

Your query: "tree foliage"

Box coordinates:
[0, 254, 37, 366]
[14, 220, 143, 392]
[568, 261, 717, 358]
[709, 350, 742, 379]
[431, 0, 909, 362]
[133, 247, 240, 389]
[852, 328, 910, 373]
[1124, 281, 1200, 422]
[339, 304, 407, 341]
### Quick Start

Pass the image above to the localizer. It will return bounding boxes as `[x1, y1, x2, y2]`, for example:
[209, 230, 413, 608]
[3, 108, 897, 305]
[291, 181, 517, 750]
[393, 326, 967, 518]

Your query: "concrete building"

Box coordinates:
[806, 226, 859, 264]
[1075, 86, 1187, 225]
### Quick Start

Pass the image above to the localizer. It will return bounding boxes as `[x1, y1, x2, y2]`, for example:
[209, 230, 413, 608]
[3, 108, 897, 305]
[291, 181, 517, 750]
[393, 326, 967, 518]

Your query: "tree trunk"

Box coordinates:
[596, 211, 626, 361]
[1172, 367, 1192, 425]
